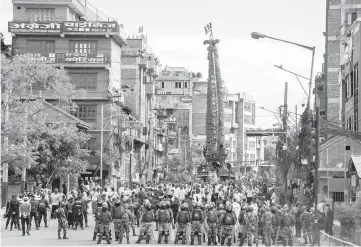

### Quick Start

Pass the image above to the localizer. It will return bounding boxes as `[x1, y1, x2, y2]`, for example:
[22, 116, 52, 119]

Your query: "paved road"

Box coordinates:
[1, 213, 265, 246]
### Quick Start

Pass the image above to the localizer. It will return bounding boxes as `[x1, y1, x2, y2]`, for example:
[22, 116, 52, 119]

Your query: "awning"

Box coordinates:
[350, 155, 361, 177]
[134, 137, 149, 150]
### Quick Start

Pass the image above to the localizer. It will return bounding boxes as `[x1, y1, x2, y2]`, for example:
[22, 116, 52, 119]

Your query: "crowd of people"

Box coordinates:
[3, 176, 333, 246]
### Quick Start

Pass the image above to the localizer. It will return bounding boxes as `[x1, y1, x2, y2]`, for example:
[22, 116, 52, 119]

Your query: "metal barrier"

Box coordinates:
[320, 230, 358, 246]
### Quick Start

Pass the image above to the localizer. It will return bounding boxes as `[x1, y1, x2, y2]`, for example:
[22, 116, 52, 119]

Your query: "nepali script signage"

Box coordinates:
[63, 21, 118, 33]
[18, 53, 107, 64]
[8, 22, 63, 34]
[57, 53, 107, 64]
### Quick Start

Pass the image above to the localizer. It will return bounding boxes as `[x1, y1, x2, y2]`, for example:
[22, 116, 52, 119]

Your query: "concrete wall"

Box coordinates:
[13, 4, 68, 21]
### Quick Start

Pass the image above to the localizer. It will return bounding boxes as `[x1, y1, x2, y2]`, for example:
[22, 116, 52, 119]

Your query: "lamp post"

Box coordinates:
[251, 32, 315, 109]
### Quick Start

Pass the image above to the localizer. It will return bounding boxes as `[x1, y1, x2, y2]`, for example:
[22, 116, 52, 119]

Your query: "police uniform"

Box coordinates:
[244, 207, 259, 246]
[175, 203, 190, 244]
[37, 196, 50, 228]
[261, 207, 274, 246]
[155, 201, 171, 244]
[29, 195, 39, 230]
[206, 205, 218, 245]
[220, 205, 237, 246]
[300, 206, 312, 244]
[66, 198, 75, 229]
[118, 204, 133, 244]
[55, 202, 68, 239]
[93, 202, 103, 241]
[280, 206, 295, 246]
[136, 203, 155, 244]
[9, 197, 21, 231]
[112, 200, 123, 242]
[97, 203, 112, 244]
[190, 203, 204, 245]
[72, 196, 84, 230]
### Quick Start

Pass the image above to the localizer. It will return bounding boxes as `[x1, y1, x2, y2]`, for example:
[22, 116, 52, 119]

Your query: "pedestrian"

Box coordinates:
[37, 194, 50, 228]
[97, 202, 112, 244]
[8, 195, 21, 231]
[324, 203, 334, 236]
[90, 188, 99, 214]
[136, 201, 155, 244]
[29, 194, 39, 230]
[206, 202, 218, 245]
[156, 201, 171, 244]
[55, 202, 69, 239]
[19, 196, 31, 236]
[4, 197, 13, 230]
[50, 188, 60, 219]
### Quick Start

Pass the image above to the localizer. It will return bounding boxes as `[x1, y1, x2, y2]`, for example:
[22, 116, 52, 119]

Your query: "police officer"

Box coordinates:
[66, 197, 75, 229]
[29, 194, 39, 230]
[244, 206, 259, 246]
[55, 202, 69, 239]
[136, 202, 155, 244]
[126, 202, 137, 236]
[9, 195, 21, 231]
[280, 205, 295, 246]
[206, 202, 218, 246]
[112, 199, 122, 242]
[270, 206, 281, 245]
[220, 204, 237, 246]
[217, 204, 225, 243]
[37, 194, 50, 228]
[73, 194, 84, 230]
[165, 200, 173, 235]
[300, 206, 311, 244]
[238, 205, 247, 246]
[261, 206, 274, 246]
[155, 201, 171, 244]
[97, 202, 112, 244]
[190, 202, 204, 245]
[175, 203, 190, 244]
[119, 203, 134, 244]
[93, 201, 103, 241]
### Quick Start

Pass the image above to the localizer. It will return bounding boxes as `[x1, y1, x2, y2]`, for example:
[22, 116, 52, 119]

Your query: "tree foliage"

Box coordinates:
[1, 55, 89, 182]
[297, 108, 314, 180]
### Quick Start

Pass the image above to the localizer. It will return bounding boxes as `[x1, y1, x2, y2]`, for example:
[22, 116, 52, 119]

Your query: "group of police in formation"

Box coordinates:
[4, 188, 305, 246]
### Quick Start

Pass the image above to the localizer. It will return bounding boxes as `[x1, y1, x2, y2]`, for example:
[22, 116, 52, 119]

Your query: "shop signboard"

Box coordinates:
[8, 22, 63, 34]
[63, 21, 118, 33]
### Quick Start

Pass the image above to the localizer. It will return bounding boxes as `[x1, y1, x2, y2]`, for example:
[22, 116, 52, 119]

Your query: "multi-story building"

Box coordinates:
[8, 0, 127, 187]
[324, 0, 361, 122]
[156, 67, 196, 172]
[121, 35, 160, 183]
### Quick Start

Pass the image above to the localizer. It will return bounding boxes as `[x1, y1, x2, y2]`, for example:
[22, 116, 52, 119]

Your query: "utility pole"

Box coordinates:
[283, 82, 288, 205]
[21, 105, 28, 191]
[129, 125, 133, 187]
[100, 104, 104, 188]
[314, 96, 320, 245]
[165, 126, 169, 174]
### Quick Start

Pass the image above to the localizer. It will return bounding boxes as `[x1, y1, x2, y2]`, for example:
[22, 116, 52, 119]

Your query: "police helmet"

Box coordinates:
[226, 205, 232, 211]
[218, 204, 224, 209]
[102, 202, 108, 208]
[160, 201, 166, 209]
[247, 206, 253, 212]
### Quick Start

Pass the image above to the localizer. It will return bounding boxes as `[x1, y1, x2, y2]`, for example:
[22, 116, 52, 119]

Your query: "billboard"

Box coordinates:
[63, 21, 118, 33]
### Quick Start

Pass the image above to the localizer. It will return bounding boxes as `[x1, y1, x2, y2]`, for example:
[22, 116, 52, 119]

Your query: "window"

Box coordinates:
[179, 82, 182, 88]
[26, 8, 55, 22]
[175, 82, 178, 88]
[166, 109, 174, 115]
[347, 13, 357, 25]
[161, 81, 165, 88]
[26, 40, 55, 53]
[84, 138, 96, 153]
[72, 105, 97, 120]
[69, 41, 97, 53]
[184, 82, 188, 88]
[69, 73, 97, 89]
[332, 192, 344, 202]
[354, 63, 359, 89]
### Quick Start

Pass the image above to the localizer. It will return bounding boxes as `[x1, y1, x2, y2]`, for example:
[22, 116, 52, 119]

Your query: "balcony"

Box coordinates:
[18, 52, 110, 68]
[8, 21, 127, 46]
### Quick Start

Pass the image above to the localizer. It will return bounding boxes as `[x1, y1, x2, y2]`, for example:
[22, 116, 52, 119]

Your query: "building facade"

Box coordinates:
[9, 0, 127, 186]
[324, 0, 361, 121]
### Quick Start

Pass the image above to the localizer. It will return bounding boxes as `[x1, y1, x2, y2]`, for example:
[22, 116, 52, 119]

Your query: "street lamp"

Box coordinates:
[124, 120, 142, 187]
[251, 32, 315, 109]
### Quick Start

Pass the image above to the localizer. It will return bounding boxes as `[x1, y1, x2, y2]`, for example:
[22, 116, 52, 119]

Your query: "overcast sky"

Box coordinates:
[0, 0, 326, 129]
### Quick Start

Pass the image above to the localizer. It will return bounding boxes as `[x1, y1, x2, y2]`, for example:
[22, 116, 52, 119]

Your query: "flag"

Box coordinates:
[204, 22, 212, 35]
[139, 26, 143, 33]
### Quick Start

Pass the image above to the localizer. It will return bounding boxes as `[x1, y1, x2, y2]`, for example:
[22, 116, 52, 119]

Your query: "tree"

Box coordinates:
[1, 55, 89, 183]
